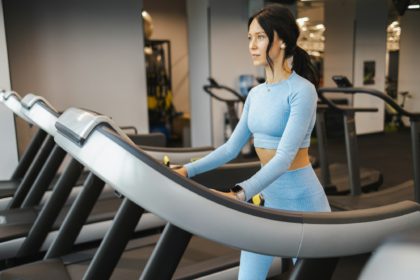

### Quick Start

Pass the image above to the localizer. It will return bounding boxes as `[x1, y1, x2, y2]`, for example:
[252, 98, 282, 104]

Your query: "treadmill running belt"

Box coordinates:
[315, 163, 382, 194]
[328, 181, 414, 210]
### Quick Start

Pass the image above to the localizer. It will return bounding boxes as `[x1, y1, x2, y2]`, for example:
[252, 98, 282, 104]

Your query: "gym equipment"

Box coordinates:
[0, 92, 169, 209]
[318, 87, 420, 210]
[3, 107, 419, 279]
[0, 94, 164, 263]
[313, 76, 383, 195]
[385, 90, 412, 131]
[0, 93, 255, 271]
[203, 77, 260, 160]
[203, 77, 246, 136]
[315, 103, 383, 195]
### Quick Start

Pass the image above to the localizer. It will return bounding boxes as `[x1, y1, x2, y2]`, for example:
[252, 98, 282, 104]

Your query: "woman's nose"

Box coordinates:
[249, 39, 257, 50]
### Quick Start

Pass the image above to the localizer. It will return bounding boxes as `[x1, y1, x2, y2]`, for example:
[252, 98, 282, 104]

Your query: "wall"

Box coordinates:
[324, 0, 355, 87]
[3, 0, 149, 151]
[143, 0, 190, 115]
[398, 10, 420, 116]
[352, 0, 387, 134]
[324, 0, 386, 135]
[186, 0, 212, 147]
[0, 0, 18, 179]
[209, 0, 260, 146]
[187, 0, 261, 147]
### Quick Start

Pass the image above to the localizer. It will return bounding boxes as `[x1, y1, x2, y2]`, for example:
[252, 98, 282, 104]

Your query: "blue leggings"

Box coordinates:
[238, 165, 331, 280]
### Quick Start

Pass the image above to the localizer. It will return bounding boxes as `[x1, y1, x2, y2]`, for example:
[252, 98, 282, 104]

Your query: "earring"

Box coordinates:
[280, 43, 286, 49]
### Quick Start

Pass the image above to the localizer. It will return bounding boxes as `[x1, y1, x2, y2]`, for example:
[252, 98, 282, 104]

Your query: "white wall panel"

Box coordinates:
[0, 0, 18, 180]
[4, 0, 148, 132]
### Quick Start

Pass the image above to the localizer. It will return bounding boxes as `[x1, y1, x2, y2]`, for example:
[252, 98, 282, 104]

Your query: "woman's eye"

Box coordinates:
[257, 35, 265, 40]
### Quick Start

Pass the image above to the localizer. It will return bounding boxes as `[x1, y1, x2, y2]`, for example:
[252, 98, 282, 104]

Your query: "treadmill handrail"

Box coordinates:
[0, 91, 33, 124]
[20, 94, 60, 136]
[318, 103, 378, 113]
[55, 107, 135, 146]
[21, 93, 58, 114]
[53, 107, 420, 258]
[318, 87, 420, 120]
[96, 127, 420, 224]
[140, 145, 214, 153]
[1, 90, 21, 101]
[203, 78, 246, 103]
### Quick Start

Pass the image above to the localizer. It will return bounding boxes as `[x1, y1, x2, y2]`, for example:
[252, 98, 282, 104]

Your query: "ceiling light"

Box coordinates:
[408, 4, 420, 9]
[390, 21, 399, 27]
[296, 17, 309, 26]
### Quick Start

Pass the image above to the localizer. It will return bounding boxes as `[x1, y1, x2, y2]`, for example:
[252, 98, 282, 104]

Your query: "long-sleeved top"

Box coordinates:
[184, 71, 318, 200]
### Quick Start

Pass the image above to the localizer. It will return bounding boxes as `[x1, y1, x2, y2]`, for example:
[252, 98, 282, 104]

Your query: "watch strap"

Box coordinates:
[231, 185, 246, 201]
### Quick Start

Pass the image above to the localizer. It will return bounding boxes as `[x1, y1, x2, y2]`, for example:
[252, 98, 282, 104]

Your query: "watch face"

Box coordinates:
[231, 185, 243, 193]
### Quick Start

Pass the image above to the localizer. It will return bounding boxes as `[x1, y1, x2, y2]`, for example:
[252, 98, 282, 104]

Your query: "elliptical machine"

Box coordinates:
[203, 78, 246, 134]
[203, 77, 256, 158]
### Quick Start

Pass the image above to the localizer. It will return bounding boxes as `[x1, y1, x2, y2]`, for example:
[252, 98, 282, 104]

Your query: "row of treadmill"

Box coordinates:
[0, 87, 419, 279]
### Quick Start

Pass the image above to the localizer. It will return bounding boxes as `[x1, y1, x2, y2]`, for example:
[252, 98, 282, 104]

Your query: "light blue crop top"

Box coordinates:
[184, 71, 318, 200]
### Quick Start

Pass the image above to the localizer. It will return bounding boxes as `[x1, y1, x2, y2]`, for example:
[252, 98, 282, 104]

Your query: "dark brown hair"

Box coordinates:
[248, 4, 319, 87]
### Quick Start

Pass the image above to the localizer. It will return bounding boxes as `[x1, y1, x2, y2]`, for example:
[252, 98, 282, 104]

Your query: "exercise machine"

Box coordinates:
[3, 108, 420, 279]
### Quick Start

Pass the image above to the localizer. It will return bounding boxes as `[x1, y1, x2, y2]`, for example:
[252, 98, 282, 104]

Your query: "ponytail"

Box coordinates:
[292, 46, 320, 88]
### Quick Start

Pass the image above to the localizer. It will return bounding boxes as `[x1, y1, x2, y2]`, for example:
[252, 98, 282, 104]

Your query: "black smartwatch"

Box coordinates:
[230, 185, 246, 201]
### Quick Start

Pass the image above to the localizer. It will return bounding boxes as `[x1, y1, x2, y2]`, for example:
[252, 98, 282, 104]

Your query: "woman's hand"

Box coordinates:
[210, 188, 238, 200]
[173, 166, 188, 177]
[171, 167, 238, 200]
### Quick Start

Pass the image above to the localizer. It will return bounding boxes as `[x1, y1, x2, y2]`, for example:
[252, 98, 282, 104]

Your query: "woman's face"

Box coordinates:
[248, 18, 283, 67]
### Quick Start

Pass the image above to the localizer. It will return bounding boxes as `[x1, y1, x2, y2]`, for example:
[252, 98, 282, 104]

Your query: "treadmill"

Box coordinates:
[0, 93, 165, 262]
[3, 107, 420, 279]
[318, 87, 420, 210]
[0, 93, 257, 267]
[314, 75, 382, 195]
[315, 103, 383, 195]
[0, 92, 177, 209]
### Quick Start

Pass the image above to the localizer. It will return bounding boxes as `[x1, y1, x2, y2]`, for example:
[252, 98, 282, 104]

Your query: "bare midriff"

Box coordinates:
[255, 147, 310, 170]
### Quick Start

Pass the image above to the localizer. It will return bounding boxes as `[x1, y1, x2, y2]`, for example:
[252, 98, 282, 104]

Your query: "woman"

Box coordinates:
[176, 4, 331, 280]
